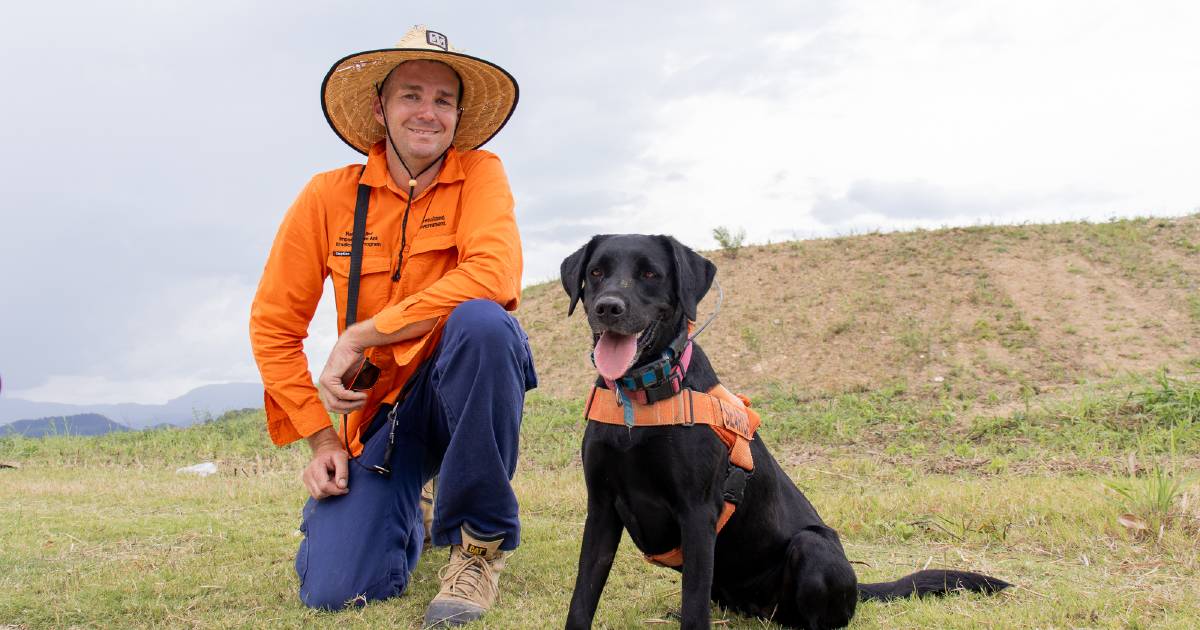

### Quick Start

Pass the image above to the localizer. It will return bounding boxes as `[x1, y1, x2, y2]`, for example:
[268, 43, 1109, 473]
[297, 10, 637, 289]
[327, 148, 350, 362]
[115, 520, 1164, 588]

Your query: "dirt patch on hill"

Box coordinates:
[985, 253, 1193, 376]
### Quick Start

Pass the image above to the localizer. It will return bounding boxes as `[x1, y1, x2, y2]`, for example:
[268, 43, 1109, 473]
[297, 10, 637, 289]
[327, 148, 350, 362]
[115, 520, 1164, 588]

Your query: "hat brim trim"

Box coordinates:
[321, 47, 519, 156]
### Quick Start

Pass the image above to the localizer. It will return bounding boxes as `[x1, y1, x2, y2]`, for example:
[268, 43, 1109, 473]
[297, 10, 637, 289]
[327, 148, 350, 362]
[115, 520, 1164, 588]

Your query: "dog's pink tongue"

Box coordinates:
[594, 331, 638, 381]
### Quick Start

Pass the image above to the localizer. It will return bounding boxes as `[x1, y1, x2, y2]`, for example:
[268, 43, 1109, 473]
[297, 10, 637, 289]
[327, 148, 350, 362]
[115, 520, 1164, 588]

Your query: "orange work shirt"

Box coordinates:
[249, 142, 522, 455]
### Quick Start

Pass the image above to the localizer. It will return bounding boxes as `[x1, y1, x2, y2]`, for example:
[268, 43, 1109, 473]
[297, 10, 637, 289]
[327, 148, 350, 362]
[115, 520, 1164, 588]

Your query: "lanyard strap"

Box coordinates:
[341, 167, 372, 461]
[345, 167, 370, 328]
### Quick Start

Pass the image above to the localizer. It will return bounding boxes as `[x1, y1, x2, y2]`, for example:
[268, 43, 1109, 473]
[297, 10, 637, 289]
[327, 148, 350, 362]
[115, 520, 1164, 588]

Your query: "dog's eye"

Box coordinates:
[641, 270, 658, 280]
[589, 268, 603, 278]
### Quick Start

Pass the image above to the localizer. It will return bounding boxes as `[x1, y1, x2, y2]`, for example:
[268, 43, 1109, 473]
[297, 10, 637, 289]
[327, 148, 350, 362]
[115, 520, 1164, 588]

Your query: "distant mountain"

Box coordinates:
[0, 413, 131, 438]
[0, 382, 263, 430]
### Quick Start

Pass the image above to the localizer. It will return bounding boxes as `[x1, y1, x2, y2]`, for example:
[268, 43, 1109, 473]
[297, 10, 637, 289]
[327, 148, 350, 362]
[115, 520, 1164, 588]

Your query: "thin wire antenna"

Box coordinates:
[689, 277, 722, 342]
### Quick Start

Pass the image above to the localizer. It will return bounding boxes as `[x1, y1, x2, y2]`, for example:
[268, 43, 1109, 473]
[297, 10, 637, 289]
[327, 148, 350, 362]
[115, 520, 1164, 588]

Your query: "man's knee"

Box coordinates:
[294, 457, 423, 611]
[445, 299, 523, 352]
[297, 548, 411, 611]
[299, 582, 363, 611]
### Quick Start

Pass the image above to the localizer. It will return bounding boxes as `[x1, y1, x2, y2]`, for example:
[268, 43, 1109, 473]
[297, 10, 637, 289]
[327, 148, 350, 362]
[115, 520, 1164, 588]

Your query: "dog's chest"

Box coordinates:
[582, 422, 726, 472]
[581, 422, 729, 550]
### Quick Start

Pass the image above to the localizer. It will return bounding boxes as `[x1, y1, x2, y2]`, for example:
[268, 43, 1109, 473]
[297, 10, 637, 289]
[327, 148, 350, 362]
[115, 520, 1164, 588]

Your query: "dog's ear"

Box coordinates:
[661, 236, 717, 321]
[560, 236, 604, 316]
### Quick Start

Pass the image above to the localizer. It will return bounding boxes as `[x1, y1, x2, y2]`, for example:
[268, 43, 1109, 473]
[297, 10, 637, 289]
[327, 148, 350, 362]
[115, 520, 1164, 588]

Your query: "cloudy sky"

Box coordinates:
[1, 0, 1197, 405]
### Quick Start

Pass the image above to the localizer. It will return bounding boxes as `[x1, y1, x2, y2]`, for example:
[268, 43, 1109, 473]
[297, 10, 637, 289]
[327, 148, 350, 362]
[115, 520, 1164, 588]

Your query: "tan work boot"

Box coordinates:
[423, 524, 506, 628]
[421, 478, 436, 550]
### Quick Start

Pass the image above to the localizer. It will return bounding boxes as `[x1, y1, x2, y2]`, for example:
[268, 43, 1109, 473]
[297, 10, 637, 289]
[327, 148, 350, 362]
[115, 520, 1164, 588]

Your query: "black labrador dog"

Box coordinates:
[561, 235, 1009, 630]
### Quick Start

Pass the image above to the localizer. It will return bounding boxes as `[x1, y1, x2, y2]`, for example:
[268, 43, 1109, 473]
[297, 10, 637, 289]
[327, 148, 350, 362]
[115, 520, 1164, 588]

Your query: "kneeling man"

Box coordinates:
[249, 26, 536, 628]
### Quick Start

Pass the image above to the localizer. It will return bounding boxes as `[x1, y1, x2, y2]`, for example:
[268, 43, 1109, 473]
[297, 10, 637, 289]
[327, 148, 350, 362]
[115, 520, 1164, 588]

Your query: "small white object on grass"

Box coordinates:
[176, 462, 218, 477]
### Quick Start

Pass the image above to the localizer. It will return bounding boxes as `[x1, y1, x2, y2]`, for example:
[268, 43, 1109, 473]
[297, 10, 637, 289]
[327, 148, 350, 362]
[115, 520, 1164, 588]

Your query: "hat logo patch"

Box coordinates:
[426, 31, 449, 51]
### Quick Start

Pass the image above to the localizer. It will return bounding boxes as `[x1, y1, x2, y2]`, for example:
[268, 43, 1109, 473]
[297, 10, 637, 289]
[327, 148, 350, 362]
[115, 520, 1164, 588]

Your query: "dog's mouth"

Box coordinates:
[593, 320, 659, 381]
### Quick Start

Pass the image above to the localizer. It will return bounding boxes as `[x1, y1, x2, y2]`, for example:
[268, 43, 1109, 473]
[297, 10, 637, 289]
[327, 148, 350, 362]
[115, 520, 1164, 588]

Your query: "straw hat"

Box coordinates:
[321, 25, 519, 155]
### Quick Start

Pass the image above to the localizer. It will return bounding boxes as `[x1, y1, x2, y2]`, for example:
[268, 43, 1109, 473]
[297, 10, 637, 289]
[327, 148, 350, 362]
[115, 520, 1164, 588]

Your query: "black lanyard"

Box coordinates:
[345, 166, 371, 328]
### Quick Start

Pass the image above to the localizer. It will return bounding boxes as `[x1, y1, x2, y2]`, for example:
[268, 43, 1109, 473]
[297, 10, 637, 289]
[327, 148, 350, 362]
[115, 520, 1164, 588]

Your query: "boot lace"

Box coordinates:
[438, 550, 499, 604]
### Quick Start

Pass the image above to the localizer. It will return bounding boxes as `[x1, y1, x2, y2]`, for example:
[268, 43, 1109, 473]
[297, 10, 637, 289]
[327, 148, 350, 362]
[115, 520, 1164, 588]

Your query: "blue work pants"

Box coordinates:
[294, 299, 537, 609]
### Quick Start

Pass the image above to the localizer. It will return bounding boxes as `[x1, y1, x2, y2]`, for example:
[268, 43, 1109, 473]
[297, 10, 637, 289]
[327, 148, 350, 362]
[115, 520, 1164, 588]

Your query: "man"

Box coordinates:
[249, 26, 536, 627]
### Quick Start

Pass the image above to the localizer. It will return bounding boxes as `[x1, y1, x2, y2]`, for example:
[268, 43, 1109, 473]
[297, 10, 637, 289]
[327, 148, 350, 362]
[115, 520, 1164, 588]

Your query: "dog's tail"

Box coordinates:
[857, 569, 1010, 602]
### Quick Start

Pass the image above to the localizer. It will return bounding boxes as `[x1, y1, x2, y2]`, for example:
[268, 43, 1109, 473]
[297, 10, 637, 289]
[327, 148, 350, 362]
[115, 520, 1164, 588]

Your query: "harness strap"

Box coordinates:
[584, 384, 761, 568]
[643, 499, 738, 568]
[584, 385, 758, 466]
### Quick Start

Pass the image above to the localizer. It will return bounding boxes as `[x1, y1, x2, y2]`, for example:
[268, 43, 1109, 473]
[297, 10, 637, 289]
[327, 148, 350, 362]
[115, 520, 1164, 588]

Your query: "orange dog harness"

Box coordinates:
[584, 384, 761, 567]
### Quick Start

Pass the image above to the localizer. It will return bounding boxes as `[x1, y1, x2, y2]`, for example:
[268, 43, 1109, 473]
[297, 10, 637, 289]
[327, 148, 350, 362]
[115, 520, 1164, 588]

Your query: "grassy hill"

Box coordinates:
[520, 215, 1200, 402]
[1, 216, 1198, 629]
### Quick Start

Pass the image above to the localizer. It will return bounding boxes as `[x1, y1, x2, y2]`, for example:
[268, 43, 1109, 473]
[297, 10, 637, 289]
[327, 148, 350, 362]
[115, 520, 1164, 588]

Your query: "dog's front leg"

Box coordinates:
[565, 491, 623, 629]
[677, 509, 719, 629]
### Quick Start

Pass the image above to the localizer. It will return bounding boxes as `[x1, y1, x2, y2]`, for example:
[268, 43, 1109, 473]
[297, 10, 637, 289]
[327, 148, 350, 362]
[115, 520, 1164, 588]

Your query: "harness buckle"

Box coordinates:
[631, 356, 668, 390]
[722, 465, 750, 505]
[682, 389, 696, 426]
[584, 387, 598, 420]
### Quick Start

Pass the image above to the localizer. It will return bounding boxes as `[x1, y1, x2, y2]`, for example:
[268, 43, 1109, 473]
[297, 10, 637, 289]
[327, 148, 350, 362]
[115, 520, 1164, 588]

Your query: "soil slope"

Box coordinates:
[517, 215, 1200, 402]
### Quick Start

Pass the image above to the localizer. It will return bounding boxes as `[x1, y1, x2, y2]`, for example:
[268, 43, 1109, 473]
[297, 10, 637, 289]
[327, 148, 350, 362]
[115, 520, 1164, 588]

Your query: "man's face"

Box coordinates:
[373, 60, 461, 167]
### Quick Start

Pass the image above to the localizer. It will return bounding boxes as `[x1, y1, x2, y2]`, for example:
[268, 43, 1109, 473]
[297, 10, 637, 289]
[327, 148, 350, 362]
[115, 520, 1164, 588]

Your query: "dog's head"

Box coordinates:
[560, 234, 716, 380]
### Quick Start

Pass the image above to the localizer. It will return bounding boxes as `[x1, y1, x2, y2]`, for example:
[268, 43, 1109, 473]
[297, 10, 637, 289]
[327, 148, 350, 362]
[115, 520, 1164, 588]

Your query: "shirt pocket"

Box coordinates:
[401, 234, 457, 295]
[327, 254, 393, 327]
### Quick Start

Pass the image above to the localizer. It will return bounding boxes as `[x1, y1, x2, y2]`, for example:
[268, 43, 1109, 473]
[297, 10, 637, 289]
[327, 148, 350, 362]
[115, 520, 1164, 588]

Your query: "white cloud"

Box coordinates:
[6, 374, 211, 406]
[609, 0, 1200, 249]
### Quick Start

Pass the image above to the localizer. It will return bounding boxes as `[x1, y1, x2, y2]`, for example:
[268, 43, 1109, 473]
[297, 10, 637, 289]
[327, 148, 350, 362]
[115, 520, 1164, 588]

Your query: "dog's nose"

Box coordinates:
[594, 296, 627, 320]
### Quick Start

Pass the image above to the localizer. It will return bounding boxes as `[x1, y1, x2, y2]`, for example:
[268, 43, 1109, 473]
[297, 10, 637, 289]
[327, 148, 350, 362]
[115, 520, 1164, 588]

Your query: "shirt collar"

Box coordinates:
[361, 141, 467, 193]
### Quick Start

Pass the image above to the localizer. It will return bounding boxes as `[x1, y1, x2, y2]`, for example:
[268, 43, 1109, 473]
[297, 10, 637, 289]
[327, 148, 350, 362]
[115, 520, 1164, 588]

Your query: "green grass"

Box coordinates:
[739, 325, 763, 354]
[2, 374, 1199, 628]
[896, 318, 932, 357]
[967, 372, 1200, 460]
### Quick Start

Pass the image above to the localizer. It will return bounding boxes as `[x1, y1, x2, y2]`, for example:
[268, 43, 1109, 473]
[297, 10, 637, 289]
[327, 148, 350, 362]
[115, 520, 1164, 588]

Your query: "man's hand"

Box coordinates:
[303, 427, 349, 499]
[316, 329, 370, 414]
[316, 317, 437, 414]
[306, 316, 438, 498]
